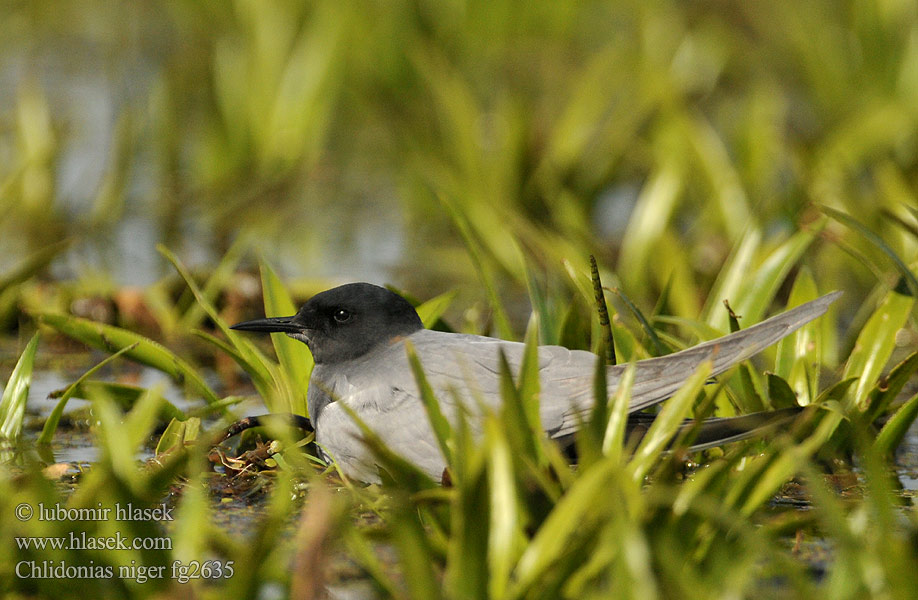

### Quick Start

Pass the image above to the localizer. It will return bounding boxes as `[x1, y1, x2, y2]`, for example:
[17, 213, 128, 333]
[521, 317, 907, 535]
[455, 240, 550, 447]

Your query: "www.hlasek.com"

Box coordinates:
[16, 531, 172, 551]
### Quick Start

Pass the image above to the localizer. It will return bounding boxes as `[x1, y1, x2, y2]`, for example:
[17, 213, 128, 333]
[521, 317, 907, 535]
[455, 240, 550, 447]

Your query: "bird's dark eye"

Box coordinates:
[333, 308, 352, 323]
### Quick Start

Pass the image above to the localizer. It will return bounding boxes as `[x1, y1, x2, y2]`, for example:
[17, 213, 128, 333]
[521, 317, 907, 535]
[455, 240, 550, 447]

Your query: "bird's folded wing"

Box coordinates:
[549, 291, 841, 439]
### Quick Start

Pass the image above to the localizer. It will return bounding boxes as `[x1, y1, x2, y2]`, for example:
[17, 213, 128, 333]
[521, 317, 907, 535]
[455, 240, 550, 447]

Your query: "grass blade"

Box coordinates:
[702, 226, 761, 324]
[155, 416, 202, 455]
[590, 255, 616, 365]
[177, 235, 249, 330]
[0, 332, 40, 440]
[38, 343, 140, 444]
[733, 226, 819, 324]
[874, 391, 918, 458]
[603, 363, 635, 462]
[48, 380, 184, 420]
[774, 268, 821, 405]
[37, 312, 220, 405]
[863, 351, 918, 423]
[159, 245, 288, 408]
[842, 286, 914, 410]
[415, 288, 458, 329]
[628, 361, 711, 482]
[260, 258, 312, 415]
[510, 459, 619, 595]
[485, 417, 523, 599]
[404, 340, 453, 468]
[823, 205, 918, 297]
[611, 287, 668, 357]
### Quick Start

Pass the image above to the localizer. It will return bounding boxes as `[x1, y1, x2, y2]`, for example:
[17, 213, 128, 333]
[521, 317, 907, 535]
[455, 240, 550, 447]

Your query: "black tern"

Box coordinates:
[231, 283, 841, 483]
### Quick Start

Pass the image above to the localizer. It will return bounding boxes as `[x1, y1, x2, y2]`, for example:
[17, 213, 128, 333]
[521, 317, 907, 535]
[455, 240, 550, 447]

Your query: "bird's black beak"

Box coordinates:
[230, 316, 302, 333]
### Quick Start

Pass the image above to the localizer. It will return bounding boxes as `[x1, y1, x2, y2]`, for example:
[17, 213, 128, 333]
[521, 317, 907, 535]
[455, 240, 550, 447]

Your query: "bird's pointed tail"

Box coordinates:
[621, 291, 841, 412]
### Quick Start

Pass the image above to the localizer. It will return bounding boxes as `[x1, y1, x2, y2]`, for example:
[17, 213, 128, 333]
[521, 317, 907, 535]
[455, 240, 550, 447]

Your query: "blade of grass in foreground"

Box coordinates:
[414, 288, 458, 329]
[823, 205, 918, 297]
[843, 285, 914, 410]
[405, 340, 453, 468]
[158, 245, 281, 407]
[510, 458, 621, 597]
[863, 351, 918, 424]
[177, 236, 249, 331]
[260, 258, 312, 415]
[39, 343, 139, 444]
[628, 361, 711, 482]
[484, 416, 522, 599]
[37, 312, 220, 405]
[774, 268, 821, 405]
[155, 416, 202, 455]
[702, 226, 761, 325]
[733, 226, 819, 325]
[874, 391, 918, 457]
[0, 332, 40, 440]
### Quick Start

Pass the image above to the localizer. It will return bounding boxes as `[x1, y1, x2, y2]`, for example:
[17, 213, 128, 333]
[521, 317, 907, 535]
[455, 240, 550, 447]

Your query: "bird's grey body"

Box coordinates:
[307, 330, 599, 481]
[232, 283, 841, 483]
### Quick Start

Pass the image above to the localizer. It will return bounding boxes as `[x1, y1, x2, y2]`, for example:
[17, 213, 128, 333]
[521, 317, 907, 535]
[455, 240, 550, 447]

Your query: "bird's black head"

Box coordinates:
[231, 283, 424, 364]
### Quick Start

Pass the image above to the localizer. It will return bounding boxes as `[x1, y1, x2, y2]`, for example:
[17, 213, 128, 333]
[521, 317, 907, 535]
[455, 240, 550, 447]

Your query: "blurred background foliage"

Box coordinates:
[1, 0, 916, 327]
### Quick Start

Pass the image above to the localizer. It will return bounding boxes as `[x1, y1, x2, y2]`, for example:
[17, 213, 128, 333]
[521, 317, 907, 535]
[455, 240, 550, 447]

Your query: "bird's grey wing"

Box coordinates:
[407, 330, 601, 437]
[316, 383, 449, 483]
[407, 331, 521, 408]
[549, 291, 842, 439]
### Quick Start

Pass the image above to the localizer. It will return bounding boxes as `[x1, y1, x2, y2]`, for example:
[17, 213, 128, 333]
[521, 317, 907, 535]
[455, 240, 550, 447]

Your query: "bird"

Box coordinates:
[231, 283, 841, 483]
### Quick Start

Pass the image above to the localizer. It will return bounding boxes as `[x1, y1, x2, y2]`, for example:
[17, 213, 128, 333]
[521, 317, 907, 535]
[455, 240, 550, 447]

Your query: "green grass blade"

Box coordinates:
[260, 258, 312, 415]
[702, 226, 761, 324]
[864, 351, 918, 423]
[37, 311, 220, 405]
[177, 235, 249, 330]
[732, 226, 819, 325]
[823, 205, 918, 297]
[628, 361, 711, 482]
[510, 459, 619, 595]
[38, 343, 139, 444]
[155, 416, 202, 455]
[603, 363, 635, 462]
[774, 268, 821, 405]
[0, 332, 40, 440]
[444, 449, 489, 600]
[518, 313, 544, 446]
[48, 380, 185, 420]
[485, 417, 524, 599]
[387, 492, 441, 600]
[590, 255, 616, 365]
[122, 383, 168, 450]
[158, 244, 280, 405]
[497, 343, 543, 466]
[415, 288, 458, 329]
[404, 340, 453, 468]
[611, 287, 668, 357]
[874, 391, 918, 457]
[842, 287, 914, 410]
[766, 373, 800, 410]
[740, 409, 844, 515]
